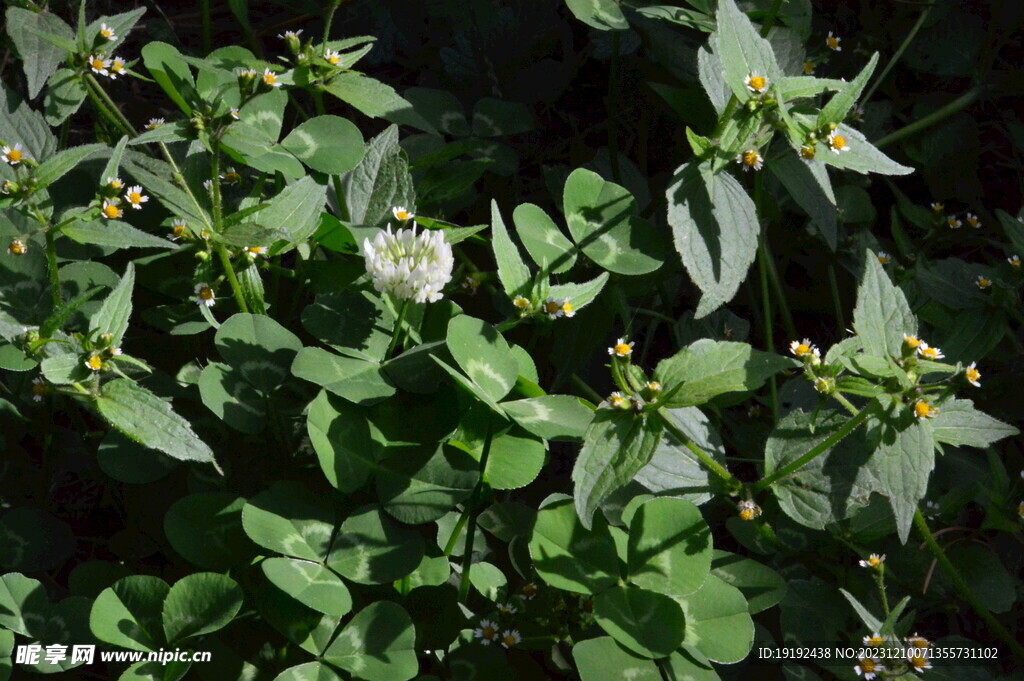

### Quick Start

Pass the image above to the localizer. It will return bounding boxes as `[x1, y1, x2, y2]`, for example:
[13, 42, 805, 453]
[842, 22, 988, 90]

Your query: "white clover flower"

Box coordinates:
[473, 619, 499, 645]
[99, 23, 117, 41]
[744, 73, 769, 94]
[608, 337, 634, 357]
[858, 553, 885, 569]
[89, 55, 110, 76]
[2, 143, 25, 165]
[827, 129, 850, 154]
[124, 185, 148, 209]
[363, 224, 454, 304]
[964, 362, 981, 387]
[827, 31, 842, 52]
[736, 150, 763, 171]
[262, 68, 282, 88]
[194, 283, 216, 307]
[145, 118, 164, 130]
[109, 56, 125, 79]
[392, 206, 414, 221]
[500, 630, 521, 649]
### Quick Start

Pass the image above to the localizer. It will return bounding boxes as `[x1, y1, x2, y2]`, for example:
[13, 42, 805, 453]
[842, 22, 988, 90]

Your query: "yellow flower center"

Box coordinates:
[7, 149, 22, 162]
[32, 382, 47, 397]
[932, 203, 944, 212]
[803, 61, 814, 74]
[739, 508, 755, 521]
[914, 401, 932, 419]
[910, 638, 929, 649]
[800, 145, 815, 159]
[910, 654, 927, 669]
[920, 347, 939, 359]
[561, 301, 574, 314]
[965, 367, 980, 383]
[742, 151, 760, 166]
[615, 343, 632, 356]
[610, 395, 625, 408]
[827, 36, 840, 49]
[109, 180, 122, 189]
[328, 55, 340, 64]
[172, 225, 186, 238]
[87, 356, 103, 370]
[128, 191, 142, 204]
[198, 286, 214, 300]
[92, 59, 105, 70]
[513, 297, 530, 309]
[544, 301, 561, 315]
[748, 75, 766, 91]
[103, 204, 120, 219]
[263, 72, 276, 85]
[112, 60, 124, 72]
[867, 636, 883, 646]
[503, 635, 517, 647]
[481, 626, 496, 639]
[522, 584, 537, 597]
[830, 134, 847, 150]
[967, 216, 978, 226]
[9, 240, 27, 254]
[978, 278, 990, 288]
[794, 343, 811, 356]
[904, 336, 920, 348]
[1010, 257, 1021, 266]
[396, 210, 410, 220]
[247, 247, 263, 255]
[877, 255, 889, 264]
[101, 29, 113, 38]
[859, 658, 876, 673]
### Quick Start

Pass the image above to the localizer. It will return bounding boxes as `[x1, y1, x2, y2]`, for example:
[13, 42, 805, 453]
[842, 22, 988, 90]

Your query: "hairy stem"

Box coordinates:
[875, 87, 982, 148]
[658, 409, 741, 492]
[862, 4, 934, 105]
[44, 228, 61, 306]
[215, 244, 250, 313]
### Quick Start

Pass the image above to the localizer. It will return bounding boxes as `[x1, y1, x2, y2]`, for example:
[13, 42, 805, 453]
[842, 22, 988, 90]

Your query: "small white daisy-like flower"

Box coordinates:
[392, 206, 414, 221]
[31, 377, 48, 402]
[608, 337, 634, 357]
[965, 212, 981, 228]
[862, 633, 884, 647]
[904, 335, 922, 349]
[744, 73, 769, 94]
[964, 362, 981, 387]
[905, 633, 930, 650]
[496, 602, 517, 615]
[789, 338, 819, 359]
[262, 68, 282, 88]
[923, 500, 940, 517]
[803, 61, 815, 75]
[88, 55, 110, 76]
[244, 246, 267, 259]
[101, 200, 123, 220]
[946, 215, 962, 229]
[110, 347, 123, 356]
[512, 296, 531, 311]
[800, 144, 816, 160]
[230, 108, 240, 120]
[473, 619, 499, 645]
[109, 56, 125, 79]
[169, 218, 187, 241]
[645, 381, 661, 394]
[975, 274, 992, 290]
[521, 583, 538, 600]
[199, 228, 211, 240]
[500, 630, 521, 649]
[7, 238, 28, 255]
[2, 143, 25, 165]
[736, 149, 764, 171]
[145, 118, 165, 130]
[608, 392, 627, 410]
[202, 179, 213, 191]
[105, 176, 123, 191]
[907, 652, 932, 674]
[858, 553, 885, 569]
[99, 23, 117, 41]
[194, 283, 216, 307]
[363, 224, 454, 304]
[238, 68, 257, 81]
[930, 201, 944, 213]
[913, 400, 937, 420]
[850, 105, 864, 122]
[123, 185, 148, 210]
[877, 251, 891, 265]
[1008, 255, 1021, 267]
[826, 31, 842, 52]
[560, 299, 576, 318]
[278, 29, 303, 40]
[1, 180, 15, 194]
[542, 297, 565, 319]
[827, 129, 850, 154]
[324, 49, 342, 65]
[813, 377, 833, 394]
[916, 343, 944, 360]
[222, 167, 241, 184]
[737, 500, 761, 521]
[854, 656, 882, 680]
[84, 355, 104, 372]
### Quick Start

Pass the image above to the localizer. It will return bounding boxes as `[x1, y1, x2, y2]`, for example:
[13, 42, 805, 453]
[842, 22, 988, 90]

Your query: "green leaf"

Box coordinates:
[839, 588, 883, 633]
[852, 250, 916, 357]
[867, 412, 935, 543]
[96, 379, 216, 465]
[563, 168, 663, 276]
[90, 576, 170, 652]
[281, 115, 365, 174]
[564, 0, 629, 30]
[323, 602, 418, 681]
[337, 125, 415, 226]
[634, 407, 726, 507]
[593, 586, 685, 658]
[258, 176, 328, 245]
[446, 315, 519, 403]
[817, 124, 913, 176]
[241, 482, 337, 562]
[121, 151, 211, 227]
[500, 395, 594, 441]
[301, 289, 395, 361]
[666, 160, 759, 316]
[712, 0, 782, 103]
[674, 574, 754, 663]
[483, 428, 547, 490]
[711, 550, 787, 614]
[61, 219, 177, 250]
[697, 46, 729, 114]
[6, 7, 75, 99]
[44, 68, 87, 126]
[97, 431, 177, 484]
[655, 340, 793, 408]
[627, 497, 712, 597]
[162, 573, 243, 644]
[326, 505, 424, 584]
[769, 153, 838, 249]
[307, 390, 379, 493]
[292, 347, 395, 405]
[490, 199, 532, 298]
[217, 222, 290, 248]
[164, 493, 252, 571]
[775, 76, 848, 100]
[198, 361, 266, 433]
[513, 202, 576, 274]
[33, 143, 105, 189]
[0, 507, 74, 572]
[548, 271, 610, 312]
[85, 7, 146, 54]
[929, 398, 1018, 449]
[573, 637, 662, 681]
[529, 495, 621, 595]
[38, 285, 103, 338]
[272, 663, 345, 681]
[215, 313, 302, 393]
[819, 53, 879, 126]
[376, 445, 477, 524]
[141, 41, 195, 114]
[262, 558, 352, 618]
[323, 73, 435, 134]
[573, 410, 664, 528]
[471, 98, 534, 137]
[89, 262, 134, 345]
[0, 81, 57, 160]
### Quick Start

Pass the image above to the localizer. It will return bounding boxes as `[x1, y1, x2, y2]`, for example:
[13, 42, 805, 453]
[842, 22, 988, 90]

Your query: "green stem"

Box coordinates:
[874, 87, 982, 148]
[762, 239, 797, 341]
[83, 78, 132, 138]
[323, 0, 342, 42]
[753, 403, 874, 492]
[459, 420, 495, 604]
[861, 4, 933, 105]
[156, 141, 214, 232]
[443, 512, 470, 556]
[571, 373, 604, 404]
[215, 243, 249, 313]
[832, 391, 859, 416]
[913, 510, 1024, 662]
[827, 263, 846, 333]
[758, 236, 778, 420]
[386, 300, 409, 359]
[44, 228, 60, 306]
[84, 74, 137, 136]
[874, 570, 890, 618]
[759, 0, 785, 37]
[210, 142, 224, 232]
[658, 410, 740, 492]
